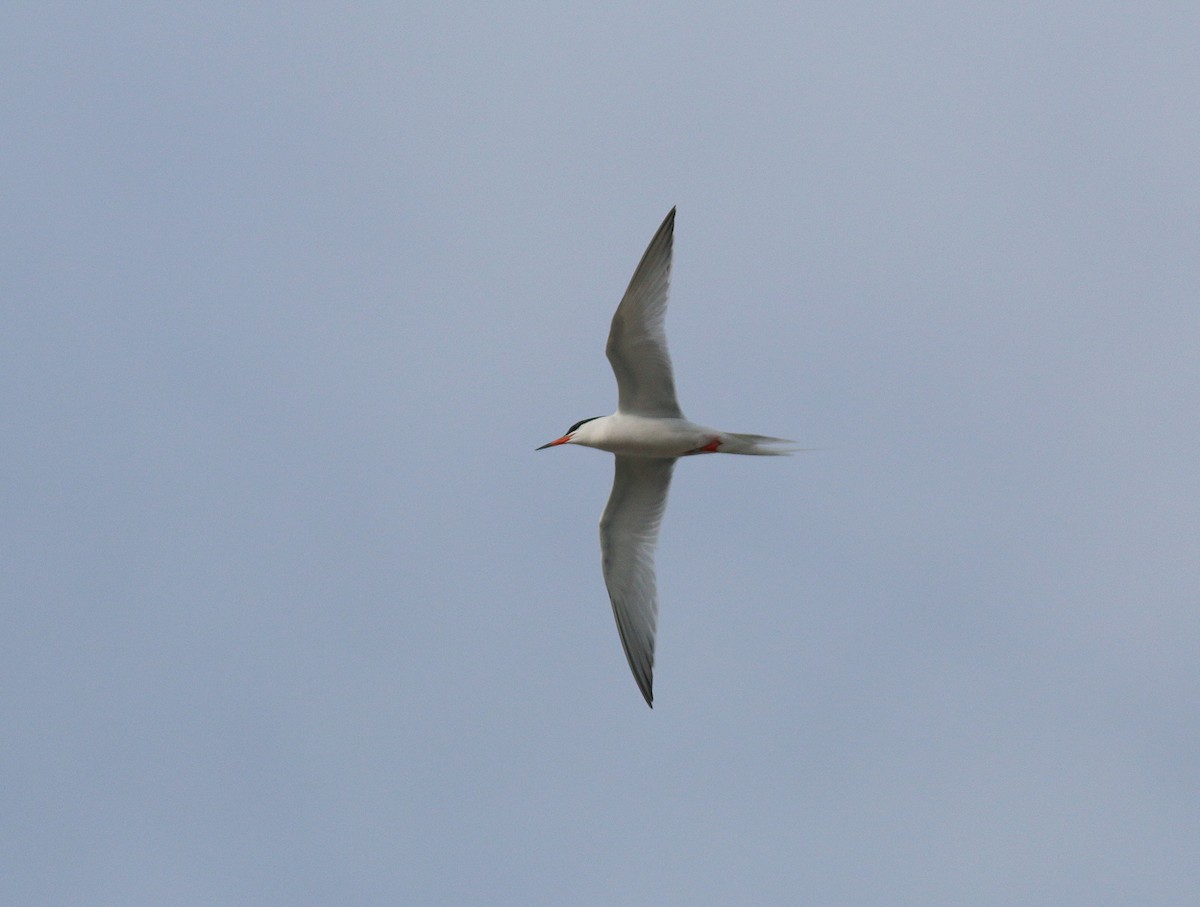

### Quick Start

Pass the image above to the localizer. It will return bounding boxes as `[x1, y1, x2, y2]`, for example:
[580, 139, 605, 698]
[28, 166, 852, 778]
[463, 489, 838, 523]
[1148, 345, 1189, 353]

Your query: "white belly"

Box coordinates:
[584, 414, 717, 457]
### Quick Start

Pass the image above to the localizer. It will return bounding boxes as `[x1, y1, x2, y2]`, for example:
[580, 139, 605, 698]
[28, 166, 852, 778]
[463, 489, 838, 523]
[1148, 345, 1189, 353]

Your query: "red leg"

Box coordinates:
[685, 436, 722, 455]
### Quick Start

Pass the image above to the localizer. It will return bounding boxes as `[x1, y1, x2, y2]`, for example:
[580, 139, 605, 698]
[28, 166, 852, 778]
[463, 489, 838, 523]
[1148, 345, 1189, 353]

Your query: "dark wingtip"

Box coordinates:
[657, 207, 676, 235]
[638, 675, 654, 708]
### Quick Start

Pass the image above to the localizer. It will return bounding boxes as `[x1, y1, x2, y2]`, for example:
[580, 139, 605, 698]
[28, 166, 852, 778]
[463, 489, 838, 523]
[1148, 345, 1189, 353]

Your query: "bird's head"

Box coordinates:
[537, 416, 601, 450]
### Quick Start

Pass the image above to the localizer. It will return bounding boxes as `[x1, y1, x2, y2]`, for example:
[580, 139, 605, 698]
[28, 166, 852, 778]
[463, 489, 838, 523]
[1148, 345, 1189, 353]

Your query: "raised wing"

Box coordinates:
[599, 455, 676, 707]
[606, 208, 684, 418]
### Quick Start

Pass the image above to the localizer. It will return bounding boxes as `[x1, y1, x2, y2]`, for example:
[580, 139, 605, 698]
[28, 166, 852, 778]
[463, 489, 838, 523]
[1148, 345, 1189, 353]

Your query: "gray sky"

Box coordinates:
[3, 4, 1198, 904]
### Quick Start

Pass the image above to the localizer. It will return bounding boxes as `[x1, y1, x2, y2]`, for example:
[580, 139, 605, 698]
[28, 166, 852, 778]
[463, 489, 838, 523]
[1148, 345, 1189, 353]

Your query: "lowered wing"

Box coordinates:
[599, 454, 676, 707]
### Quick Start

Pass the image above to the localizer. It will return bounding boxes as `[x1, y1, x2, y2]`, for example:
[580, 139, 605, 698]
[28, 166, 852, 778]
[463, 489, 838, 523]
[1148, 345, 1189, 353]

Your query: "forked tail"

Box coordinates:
[719, 432, 798, 455]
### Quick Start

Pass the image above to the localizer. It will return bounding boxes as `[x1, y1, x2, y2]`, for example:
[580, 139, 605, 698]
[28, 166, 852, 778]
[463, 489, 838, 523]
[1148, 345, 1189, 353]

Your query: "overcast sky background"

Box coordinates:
[4, 4, 1198, 904]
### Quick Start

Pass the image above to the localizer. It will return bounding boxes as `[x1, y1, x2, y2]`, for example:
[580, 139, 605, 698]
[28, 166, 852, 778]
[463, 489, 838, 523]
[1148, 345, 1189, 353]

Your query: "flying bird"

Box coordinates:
[538, 208, 793, 707]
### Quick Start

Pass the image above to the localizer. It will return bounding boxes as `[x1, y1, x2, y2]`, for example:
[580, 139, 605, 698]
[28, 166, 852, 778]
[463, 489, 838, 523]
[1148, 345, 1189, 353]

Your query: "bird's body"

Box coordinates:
[538, 208, 792, 706]
[564, 413, 784, 459]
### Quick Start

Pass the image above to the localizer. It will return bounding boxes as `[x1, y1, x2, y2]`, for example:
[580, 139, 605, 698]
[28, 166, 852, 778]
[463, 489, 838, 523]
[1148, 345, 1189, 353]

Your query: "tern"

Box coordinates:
[538, 208, 793, 707]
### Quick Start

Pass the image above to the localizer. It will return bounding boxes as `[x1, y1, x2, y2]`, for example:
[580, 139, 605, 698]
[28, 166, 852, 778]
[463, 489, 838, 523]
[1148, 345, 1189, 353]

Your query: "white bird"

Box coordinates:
[538, 208, 793, 707]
